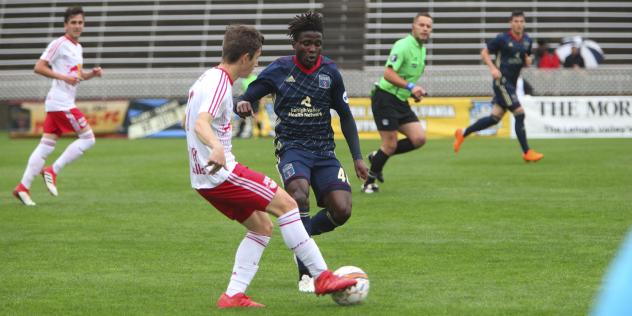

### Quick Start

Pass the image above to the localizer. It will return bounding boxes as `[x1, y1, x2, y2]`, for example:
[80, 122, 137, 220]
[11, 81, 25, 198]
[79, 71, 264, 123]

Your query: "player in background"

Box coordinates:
[13, 6, 103, 206]
[453, 11, 543, 162]
[235, 11, 368, 293]
[361, 12, 432, 194]
[184, 24, 356, 309]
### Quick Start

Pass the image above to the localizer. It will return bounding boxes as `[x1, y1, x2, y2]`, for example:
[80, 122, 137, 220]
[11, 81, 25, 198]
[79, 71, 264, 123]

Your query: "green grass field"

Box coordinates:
[1, 133, 631, 315]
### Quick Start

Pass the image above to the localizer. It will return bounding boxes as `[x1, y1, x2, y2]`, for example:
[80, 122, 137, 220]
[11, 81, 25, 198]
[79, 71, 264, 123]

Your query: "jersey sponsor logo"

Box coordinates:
[285, 75, 296, 83]
[390, 54, 398, 62]
[300, 96, 312, 107]
[382, 118, 390, 126]
[318, 74, 331, 89]
[282, 163, 295, 180]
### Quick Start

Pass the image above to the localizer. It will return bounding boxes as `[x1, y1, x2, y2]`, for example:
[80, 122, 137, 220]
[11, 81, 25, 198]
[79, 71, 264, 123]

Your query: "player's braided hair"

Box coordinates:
[287, 11, 323, 42]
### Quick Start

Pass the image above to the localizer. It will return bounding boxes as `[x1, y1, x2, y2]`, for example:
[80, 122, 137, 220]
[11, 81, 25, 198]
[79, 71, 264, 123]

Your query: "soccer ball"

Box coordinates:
[331, 266, 369, 306]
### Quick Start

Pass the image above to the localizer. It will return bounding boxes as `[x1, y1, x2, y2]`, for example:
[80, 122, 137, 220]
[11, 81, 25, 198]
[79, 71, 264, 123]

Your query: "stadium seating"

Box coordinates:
[0, 0, 631, 98]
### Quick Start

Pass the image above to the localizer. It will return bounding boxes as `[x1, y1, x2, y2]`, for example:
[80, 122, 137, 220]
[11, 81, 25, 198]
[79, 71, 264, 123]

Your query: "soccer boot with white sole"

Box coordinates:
[13, 183, 36, 206]
[41, 166, 58, 196]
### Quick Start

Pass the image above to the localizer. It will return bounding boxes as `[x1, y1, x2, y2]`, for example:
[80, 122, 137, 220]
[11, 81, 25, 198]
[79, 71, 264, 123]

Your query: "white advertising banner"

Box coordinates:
[517, 96, 632, 138]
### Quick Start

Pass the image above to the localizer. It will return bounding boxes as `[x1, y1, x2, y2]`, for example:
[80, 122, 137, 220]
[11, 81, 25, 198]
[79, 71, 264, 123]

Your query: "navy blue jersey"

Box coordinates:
[243, 55, 355, 158]
[487, 31, 533, 84]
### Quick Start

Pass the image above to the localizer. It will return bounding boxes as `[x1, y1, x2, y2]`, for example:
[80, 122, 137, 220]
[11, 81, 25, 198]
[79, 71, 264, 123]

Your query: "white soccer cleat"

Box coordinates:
[360, 183, 379, 194]
[298, 274, 315, 293]
[13, 183, 36, 206]
[42, 166, 58, 196]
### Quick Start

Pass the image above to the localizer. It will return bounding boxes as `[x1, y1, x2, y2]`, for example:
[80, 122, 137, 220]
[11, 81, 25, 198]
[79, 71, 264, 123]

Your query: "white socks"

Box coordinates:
[20, 138, 56, 188]
[224, 210, 328, 295]
[278, 209, 327, 278]
[52, 130, 95, 174]
[226, 231, 270, 296]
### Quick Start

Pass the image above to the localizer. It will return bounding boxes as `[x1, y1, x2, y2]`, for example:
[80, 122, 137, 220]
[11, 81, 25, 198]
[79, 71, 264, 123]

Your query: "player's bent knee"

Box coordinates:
[412, 135, 426, 148]
[244, 211, 274, 236]
[328, 199, 352, 225]
[289, 190, 309, 209]
[257, 217, 274, 236]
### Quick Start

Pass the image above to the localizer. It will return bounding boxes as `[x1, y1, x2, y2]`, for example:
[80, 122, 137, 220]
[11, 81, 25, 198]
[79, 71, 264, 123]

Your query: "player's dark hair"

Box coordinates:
[510, 10, 525, 20]
[222, 25, 264, 63]
[287, 11, 323, 42]
[414, 12, 432, 22]
[64, 6, 84, 23]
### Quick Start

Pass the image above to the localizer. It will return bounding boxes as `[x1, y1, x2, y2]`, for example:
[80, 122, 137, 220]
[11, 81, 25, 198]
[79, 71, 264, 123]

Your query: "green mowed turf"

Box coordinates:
[1, 134, 631, 315]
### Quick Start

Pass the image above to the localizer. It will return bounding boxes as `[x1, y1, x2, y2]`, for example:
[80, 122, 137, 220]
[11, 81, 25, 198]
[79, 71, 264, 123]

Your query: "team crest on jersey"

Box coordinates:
[282, 163, 295, 180]
[390, 54, 398, 62]
[318, 74, 331, 89]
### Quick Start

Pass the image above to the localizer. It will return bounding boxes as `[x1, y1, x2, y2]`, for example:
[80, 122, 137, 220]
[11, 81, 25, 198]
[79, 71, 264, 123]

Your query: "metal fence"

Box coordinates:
[1, 66, 630, 101]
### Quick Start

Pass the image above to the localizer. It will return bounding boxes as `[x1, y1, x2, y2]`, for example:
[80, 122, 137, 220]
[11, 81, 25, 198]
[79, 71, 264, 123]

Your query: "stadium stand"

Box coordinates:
[0, 0, 631, 99]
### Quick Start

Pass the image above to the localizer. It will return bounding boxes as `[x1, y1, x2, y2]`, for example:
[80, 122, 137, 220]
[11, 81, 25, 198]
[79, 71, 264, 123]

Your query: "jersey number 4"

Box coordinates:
[338, 168, 350, 184]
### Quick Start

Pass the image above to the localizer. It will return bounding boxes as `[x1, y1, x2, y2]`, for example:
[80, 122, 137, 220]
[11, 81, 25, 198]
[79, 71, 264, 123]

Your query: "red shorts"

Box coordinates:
[197, 163, 279, 223]
[43, 108, 89, 136]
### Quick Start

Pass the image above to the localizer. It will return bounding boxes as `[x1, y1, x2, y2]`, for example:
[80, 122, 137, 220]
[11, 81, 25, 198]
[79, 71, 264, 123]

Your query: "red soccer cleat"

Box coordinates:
[13, 183, 36, 206]
[41, 166, 58, 196]
[453, 128, 465, 153]
[314, 270, 357, 296]
[216, 293, 265, 309]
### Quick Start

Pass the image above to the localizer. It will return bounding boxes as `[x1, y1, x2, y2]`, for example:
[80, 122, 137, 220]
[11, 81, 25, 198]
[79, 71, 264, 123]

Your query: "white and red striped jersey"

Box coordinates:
[40, 35, 83, 112]
[184, 67, 236, 189]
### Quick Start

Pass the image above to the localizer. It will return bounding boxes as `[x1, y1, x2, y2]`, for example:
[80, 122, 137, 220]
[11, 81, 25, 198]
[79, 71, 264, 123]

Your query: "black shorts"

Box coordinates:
[371, 88, 419, 131]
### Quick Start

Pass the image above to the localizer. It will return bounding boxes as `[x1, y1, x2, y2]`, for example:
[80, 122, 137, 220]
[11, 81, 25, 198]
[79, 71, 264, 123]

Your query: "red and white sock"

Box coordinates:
[278, 209, 327, 278]
[226, 231, 270, 296]
[52, 130, 95, 174]
[20, 137, 56, 188]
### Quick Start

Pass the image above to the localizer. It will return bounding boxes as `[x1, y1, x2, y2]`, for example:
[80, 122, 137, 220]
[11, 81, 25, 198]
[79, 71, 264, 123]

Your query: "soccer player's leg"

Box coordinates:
[310, 160, 352, 236]
[13, 112, 64, 205]
[363, 90, 397, 193]
[14, 134, 58, 206]
[218, 212, 271, 308]
[45, 109, 95, 196]
[455, 89, 506, 153]
[265, 188, 356, 296]
[277, 150, 315, 289]
[510, 105, 543, 162]
[198, 163, 279, 308]
[396, 120, 426, 156]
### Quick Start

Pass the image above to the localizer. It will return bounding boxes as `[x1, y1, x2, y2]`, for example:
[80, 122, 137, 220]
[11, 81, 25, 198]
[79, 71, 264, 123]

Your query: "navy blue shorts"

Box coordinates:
[277, 149, 351, 207]
[492, 77, 520, 111]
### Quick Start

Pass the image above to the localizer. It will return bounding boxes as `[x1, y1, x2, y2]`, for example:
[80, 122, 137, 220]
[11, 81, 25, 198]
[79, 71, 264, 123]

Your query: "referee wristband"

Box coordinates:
[405, 82, 415, 91]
